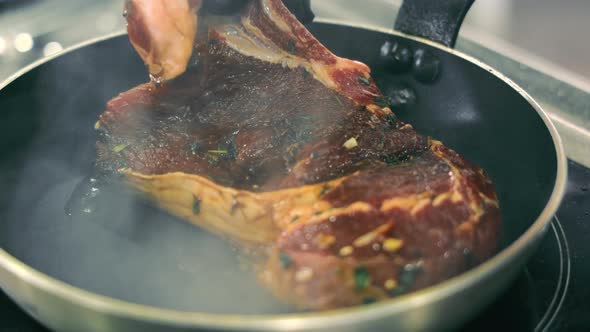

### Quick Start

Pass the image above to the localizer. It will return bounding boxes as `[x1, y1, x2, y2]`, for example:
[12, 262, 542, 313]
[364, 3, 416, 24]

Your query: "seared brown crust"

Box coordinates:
[98, 37, 422, 191]
[266, 142, 500, 308]
[99, 0, 502, 310]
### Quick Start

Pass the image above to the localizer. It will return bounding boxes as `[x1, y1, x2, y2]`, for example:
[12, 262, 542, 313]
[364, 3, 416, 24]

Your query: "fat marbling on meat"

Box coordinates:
[95, 0, 501, 309]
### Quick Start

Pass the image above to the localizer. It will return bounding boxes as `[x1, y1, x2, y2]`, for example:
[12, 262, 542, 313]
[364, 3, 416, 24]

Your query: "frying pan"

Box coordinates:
[0, 0, 567, 331]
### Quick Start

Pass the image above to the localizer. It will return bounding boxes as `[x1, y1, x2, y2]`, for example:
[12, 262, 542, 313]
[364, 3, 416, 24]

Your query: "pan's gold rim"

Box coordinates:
[0, 20, 568, 331]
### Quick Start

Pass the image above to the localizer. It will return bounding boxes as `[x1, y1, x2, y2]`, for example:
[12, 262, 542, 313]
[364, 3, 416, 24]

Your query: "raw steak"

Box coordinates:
[94, 0, 501, 309]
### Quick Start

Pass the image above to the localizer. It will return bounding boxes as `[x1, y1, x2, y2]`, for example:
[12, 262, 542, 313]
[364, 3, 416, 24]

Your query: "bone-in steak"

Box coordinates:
[94, 0, 501, 309]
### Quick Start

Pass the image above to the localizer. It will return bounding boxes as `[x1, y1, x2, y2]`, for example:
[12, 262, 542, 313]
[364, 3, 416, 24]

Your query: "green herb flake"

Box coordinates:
[226, 138, 238, 160]
[314, 211, 322, 216]
[374, 96, 390, 108]
[334, 96, 344, 107]
[320, 184, 331, 196]
[302, 68, 310, 79]
[192, 197, 201, 215]
[383, 154, 400, 167]
[399, 263, 424, 287]
[385, 113, 398, 128]
[113, 144, 129, 153]
[208, 150, 229, 155]
[279, 252, 293, 269]
[290, 215, 300, 223]
[376, 137, 385, 151]
[362, 297, 377, 305]
[190, 142, 200, 155]
[354, 266, 371, 291]
[207, 154, 220, 165]
[358, 76, 371, 86]
[230, 199, 241, 215]
[399, 271, 415, 286]
[389, 285, 408, 297]
[288, 40, 297, 54]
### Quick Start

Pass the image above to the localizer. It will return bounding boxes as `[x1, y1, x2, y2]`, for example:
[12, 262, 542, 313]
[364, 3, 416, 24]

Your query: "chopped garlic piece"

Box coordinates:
[295, 267, 314, 282]
[315, 233, 336, 249]
[383, 238, 404, 252]
[354, 224, 391, 248]
[113, 144, 129, 153]
[343, 137, 358, 149]
[339, 246, 354, 256]
[385, 279, 398, 290]
[354, 232, 377, 248]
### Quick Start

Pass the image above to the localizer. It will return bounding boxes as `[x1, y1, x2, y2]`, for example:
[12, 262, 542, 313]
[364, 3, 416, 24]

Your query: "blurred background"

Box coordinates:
[0, 0, 589, 166]
[1, 0, 589, 82]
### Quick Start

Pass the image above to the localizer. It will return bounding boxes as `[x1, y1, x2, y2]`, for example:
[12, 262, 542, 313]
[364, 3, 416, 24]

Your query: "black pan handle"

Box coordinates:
[394, 0, 475, 48]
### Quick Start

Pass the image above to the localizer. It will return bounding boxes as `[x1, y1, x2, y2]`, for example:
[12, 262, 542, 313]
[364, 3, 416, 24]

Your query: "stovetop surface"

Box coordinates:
[1, 159, 588, 331]
[461, 159, 590, 332]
